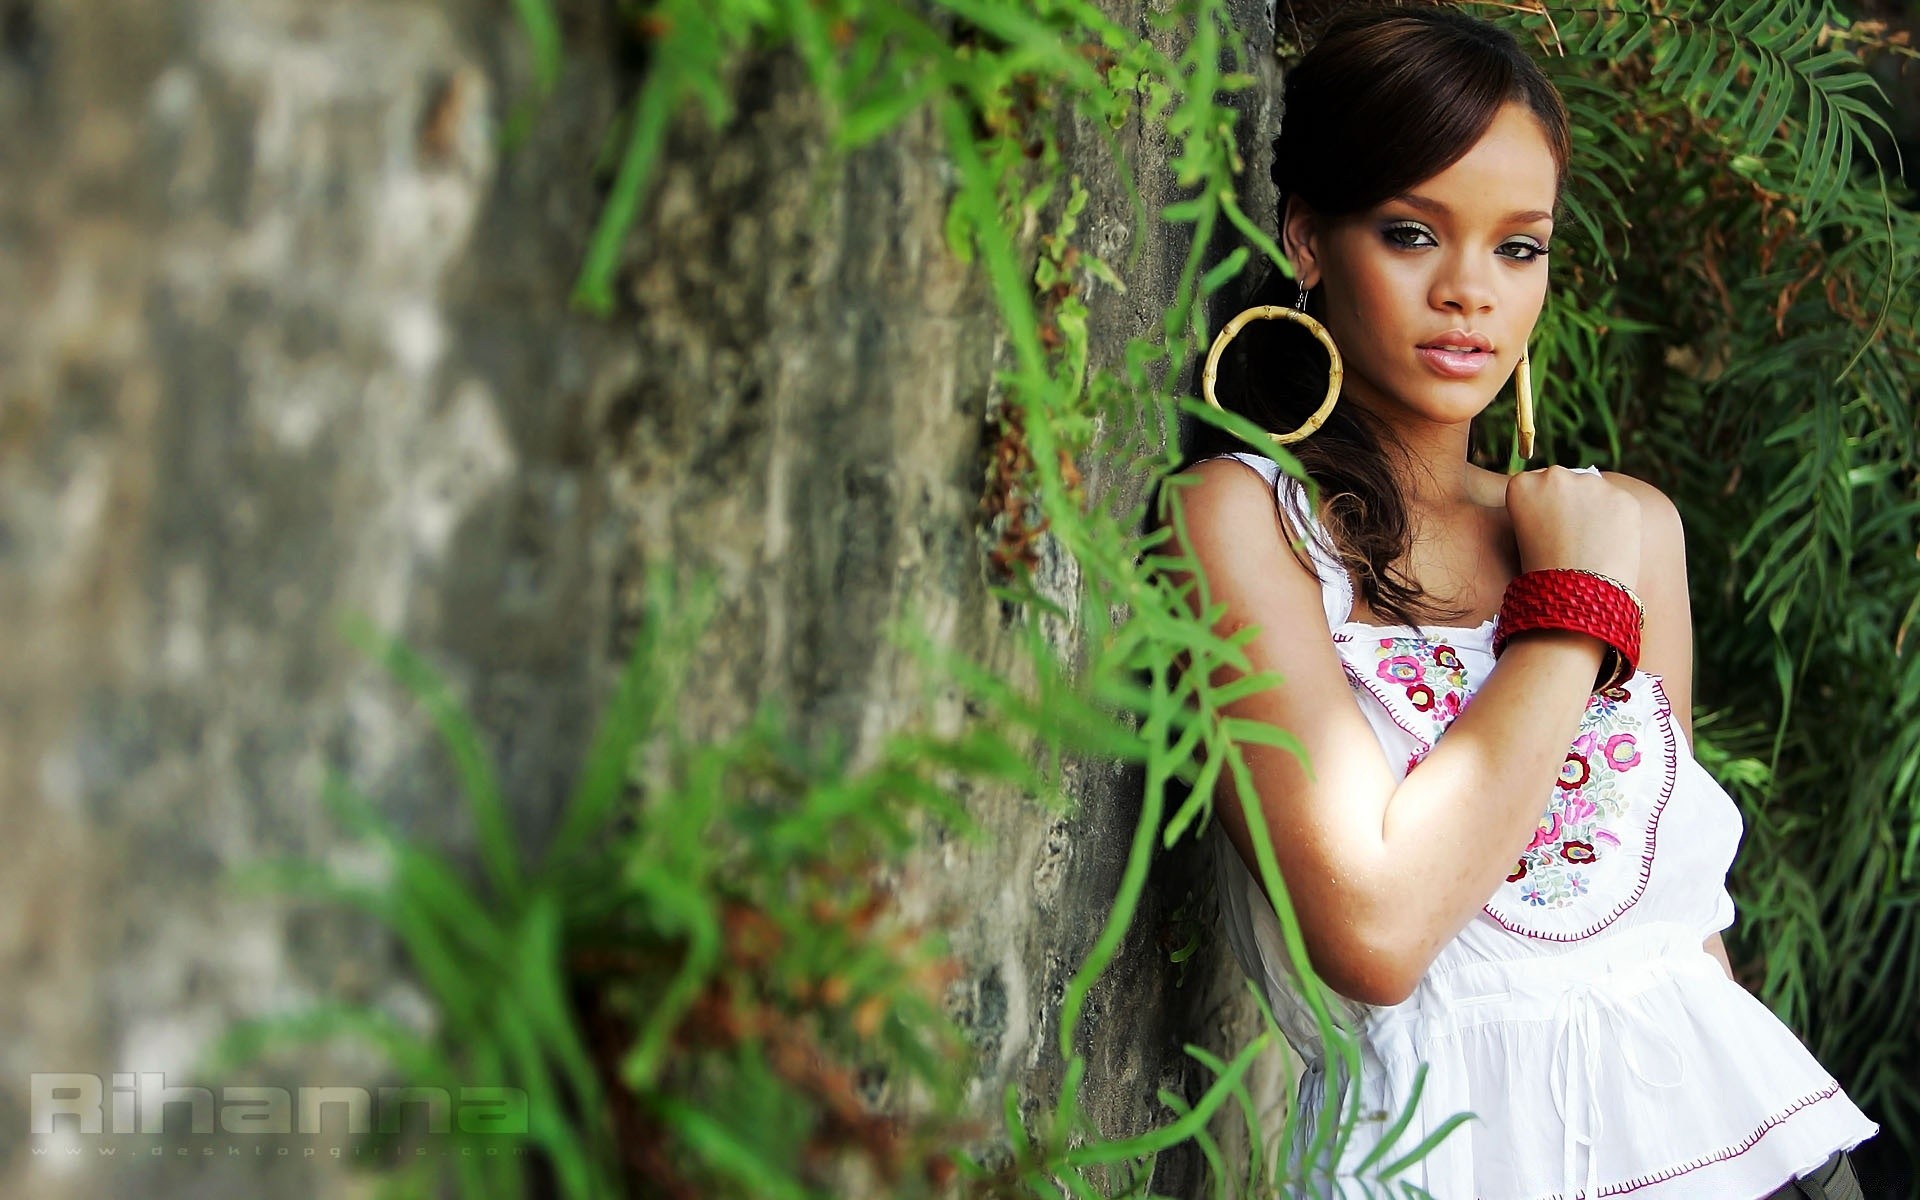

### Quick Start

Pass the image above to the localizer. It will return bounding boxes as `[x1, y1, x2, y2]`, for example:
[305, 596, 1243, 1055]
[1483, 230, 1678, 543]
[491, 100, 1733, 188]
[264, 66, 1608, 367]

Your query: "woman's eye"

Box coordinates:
[1381, 223, 1550, 260]
[1499, 239, 1551, 262]
[1383, 223, 1435, 249]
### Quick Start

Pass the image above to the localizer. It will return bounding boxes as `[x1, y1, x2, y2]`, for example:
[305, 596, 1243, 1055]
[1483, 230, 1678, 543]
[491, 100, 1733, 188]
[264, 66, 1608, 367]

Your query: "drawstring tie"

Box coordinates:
[1547, 970, 1687, 1198]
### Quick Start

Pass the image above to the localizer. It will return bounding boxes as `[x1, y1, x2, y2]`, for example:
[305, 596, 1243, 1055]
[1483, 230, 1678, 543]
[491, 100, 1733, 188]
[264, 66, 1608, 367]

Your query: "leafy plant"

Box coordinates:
[205, 564, 1022, 1198]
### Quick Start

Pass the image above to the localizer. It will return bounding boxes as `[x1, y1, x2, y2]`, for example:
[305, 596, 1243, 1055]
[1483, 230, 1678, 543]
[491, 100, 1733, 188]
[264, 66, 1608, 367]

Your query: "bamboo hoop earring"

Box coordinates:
[1201, 284, 1343, 446]
[1515, 345, 1536, 459]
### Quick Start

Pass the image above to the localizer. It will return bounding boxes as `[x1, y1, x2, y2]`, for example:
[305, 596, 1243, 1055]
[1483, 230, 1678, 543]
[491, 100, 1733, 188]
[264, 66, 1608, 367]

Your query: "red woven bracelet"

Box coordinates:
[1491, 569, 1644, 692]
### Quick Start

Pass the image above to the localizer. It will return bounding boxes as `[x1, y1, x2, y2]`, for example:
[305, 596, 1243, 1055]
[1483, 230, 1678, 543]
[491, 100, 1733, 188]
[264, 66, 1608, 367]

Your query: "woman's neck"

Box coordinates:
[1372, 413, 1495, 511]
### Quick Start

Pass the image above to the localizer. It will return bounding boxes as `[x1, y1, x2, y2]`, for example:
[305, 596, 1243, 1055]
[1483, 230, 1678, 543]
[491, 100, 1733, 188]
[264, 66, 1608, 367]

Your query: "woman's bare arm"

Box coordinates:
[1163, 457, 1632, 1006]
[1603, 471, 1693, 742]
[1602, 471, 1738, 981]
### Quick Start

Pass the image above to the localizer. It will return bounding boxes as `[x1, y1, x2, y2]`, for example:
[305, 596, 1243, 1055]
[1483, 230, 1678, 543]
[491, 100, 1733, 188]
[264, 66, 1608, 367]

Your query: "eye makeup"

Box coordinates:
[1379, 220, 1551, 261]
[1382, 220, 1436, 249]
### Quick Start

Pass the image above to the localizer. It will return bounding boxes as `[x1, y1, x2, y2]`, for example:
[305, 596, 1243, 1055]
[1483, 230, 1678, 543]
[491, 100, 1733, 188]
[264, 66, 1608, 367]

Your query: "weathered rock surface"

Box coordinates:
[0, 1, 1294, 1195]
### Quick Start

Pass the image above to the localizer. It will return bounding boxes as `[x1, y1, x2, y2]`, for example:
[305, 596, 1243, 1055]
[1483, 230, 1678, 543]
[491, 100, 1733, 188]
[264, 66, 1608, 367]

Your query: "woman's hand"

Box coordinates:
[1505, 466, 1643, 588]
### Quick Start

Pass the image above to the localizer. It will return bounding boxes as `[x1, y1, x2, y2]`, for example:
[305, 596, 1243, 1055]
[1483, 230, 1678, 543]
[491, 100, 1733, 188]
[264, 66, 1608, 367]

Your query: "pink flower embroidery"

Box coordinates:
[1603, 733, 1641, 771]
[1367, 636, 1470, 739]
[1379, 655, 1423, 684]
[1487, 678, 1669, 922]
[1528, 811, 1562, 850]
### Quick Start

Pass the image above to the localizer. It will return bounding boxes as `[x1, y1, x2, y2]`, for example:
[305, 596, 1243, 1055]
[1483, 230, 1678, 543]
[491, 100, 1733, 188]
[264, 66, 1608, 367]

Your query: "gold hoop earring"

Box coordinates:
[1201, 284, 1343, 446]
[1515, 345, 1536, 459]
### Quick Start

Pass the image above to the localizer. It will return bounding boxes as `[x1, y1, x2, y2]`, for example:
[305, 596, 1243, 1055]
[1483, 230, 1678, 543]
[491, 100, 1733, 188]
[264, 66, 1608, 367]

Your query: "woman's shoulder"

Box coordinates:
[1596, 470, 1688, 581]
[1156, 454, 1343, 621]
[1163, 452, 1310, 528]
[1467, 463, 1683, 539]
[1166, 454, 1324, 562]
[1177, 453, 1340, 554]
[1176, 450, 1284, 485]
[1596, 469, 1683, 527]
[1595, 470, 1693, 715]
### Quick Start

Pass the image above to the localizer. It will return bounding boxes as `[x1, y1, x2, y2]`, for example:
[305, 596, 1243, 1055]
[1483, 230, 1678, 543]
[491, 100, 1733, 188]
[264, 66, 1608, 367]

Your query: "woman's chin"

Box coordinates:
[1371, 381, 1500, 429]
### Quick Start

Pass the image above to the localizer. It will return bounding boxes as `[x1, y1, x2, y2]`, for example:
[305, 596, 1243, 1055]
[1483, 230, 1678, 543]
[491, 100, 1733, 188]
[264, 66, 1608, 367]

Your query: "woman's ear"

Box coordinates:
[1280, 194, 1323, 290]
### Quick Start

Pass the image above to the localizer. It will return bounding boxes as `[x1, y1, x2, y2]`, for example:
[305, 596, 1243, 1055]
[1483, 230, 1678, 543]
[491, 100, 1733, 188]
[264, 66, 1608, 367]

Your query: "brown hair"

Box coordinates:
[1172, 4, 1571, 630]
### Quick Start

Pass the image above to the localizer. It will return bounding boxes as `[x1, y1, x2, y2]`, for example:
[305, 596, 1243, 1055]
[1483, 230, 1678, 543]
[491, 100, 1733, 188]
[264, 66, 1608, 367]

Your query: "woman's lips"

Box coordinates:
[1415, 345, 1494, 378]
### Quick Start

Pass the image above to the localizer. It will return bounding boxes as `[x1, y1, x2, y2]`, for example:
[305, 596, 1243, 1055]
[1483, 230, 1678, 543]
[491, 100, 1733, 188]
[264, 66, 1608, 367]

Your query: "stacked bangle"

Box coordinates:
[1491, 568, 1645, 693]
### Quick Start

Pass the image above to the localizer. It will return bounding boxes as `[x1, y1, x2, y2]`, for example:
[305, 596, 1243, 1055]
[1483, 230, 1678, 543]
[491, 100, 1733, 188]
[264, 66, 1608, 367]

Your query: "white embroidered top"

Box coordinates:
[1203, 450, 1879, 1200]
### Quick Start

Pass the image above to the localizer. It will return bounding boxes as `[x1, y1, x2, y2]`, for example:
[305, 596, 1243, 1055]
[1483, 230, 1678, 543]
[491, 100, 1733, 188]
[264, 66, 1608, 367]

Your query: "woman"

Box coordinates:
[1158, 7, 1880, 1198]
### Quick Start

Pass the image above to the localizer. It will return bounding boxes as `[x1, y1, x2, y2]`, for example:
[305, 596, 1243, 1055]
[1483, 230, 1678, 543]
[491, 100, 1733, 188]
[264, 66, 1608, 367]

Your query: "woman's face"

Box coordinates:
[1283, 100, 1558, 436]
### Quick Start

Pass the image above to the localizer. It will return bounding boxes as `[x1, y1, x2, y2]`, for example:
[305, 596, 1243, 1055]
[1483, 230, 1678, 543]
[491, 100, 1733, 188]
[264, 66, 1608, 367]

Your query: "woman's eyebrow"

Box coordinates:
[1389, 192, 1554, 224]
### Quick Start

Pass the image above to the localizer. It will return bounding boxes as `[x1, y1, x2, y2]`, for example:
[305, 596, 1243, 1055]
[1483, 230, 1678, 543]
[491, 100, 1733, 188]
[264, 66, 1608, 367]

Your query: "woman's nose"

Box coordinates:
[1430, 254, 1497, 314]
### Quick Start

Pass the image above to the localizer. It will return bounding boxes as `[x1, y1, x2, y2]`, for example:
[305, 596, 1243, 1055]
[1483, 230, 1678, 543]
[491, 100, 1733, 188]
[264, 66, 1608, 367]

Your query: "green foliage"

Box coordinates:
[208, 565, 1040, 1198]
[1564, 0, 1895, 226]
[208, 610, 628, 1199]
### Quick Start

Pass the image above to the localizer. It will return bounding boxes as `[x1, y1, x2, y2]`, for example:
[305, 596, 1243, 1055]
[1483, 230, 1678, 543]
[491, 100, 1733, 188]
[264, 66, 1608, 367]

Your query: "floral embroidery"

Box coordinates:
[1379, 654, 1423, 684]
[1528, 811, 1562, 850]
[1339, 627, 1678, 941]
[1559, 753, 1591, 789]
[1365, 637, 1471, 741]
[1586, 682, 1633, 719]
[1604, 733, 1642, 770]
[1494, 691, 1657, 917]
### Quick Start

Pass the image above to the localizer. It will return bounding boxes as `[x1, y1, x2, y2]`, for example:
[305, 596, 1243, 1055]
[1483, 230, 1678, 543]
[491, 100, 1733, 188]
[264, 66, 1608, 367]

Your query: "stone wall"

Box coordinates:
[0, 1, 1293, 1195]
